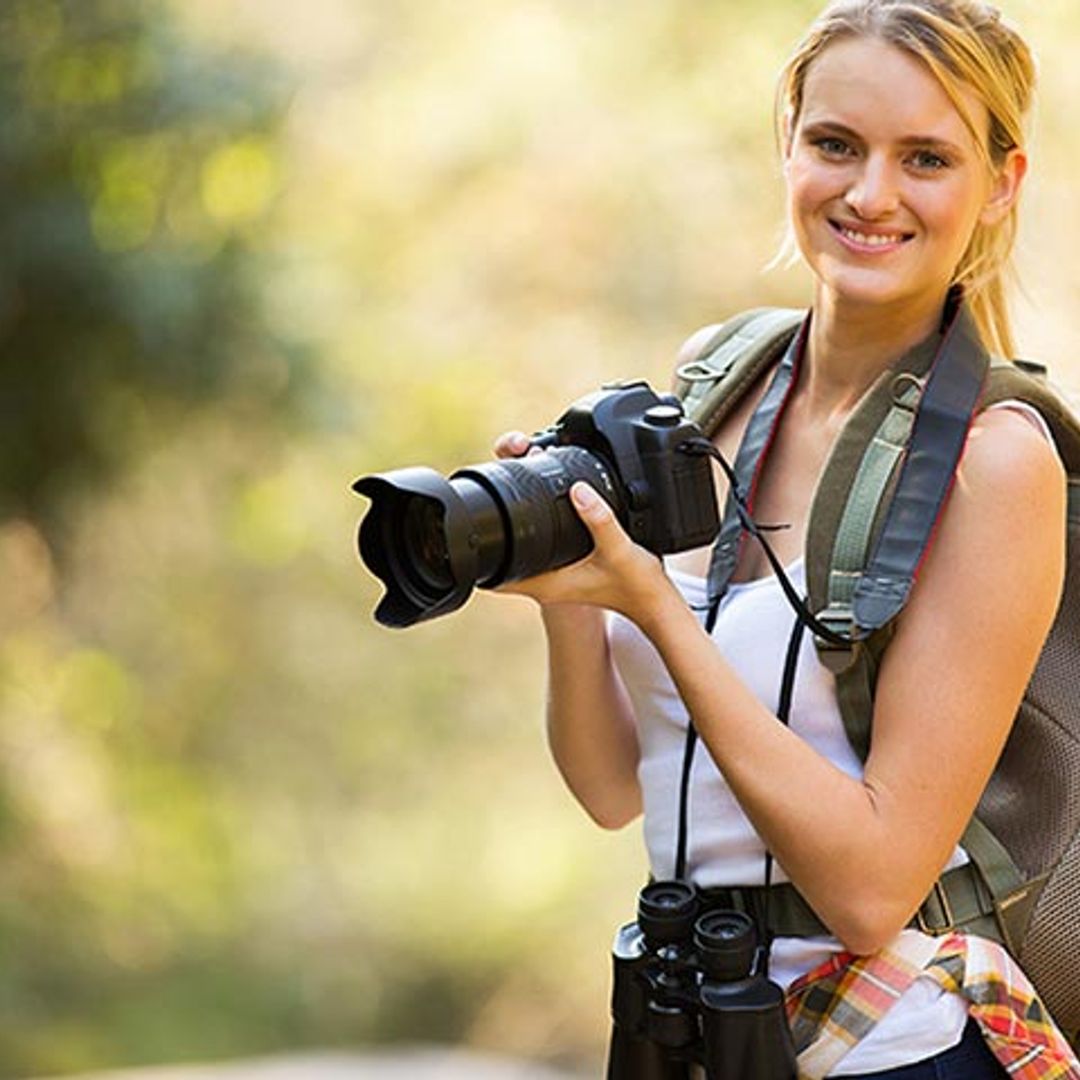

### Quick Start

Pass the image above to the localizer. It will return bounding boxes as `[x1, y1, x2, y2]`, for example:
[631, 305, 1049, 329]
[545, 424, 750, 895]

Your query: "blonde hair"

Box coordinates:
[775, 0, 1036, 357]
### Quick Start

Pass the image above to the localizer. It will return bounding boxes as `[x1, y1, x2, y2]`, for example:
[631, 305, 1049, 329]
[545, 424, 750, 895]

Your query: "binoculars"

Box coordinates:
[607, 881, 797, 1080]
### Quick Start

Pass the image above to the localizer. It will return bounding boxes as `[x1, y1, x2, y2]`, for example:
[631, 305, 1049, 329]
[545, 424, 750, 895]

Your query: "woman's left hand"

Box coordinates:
[496, 481, 677, 623]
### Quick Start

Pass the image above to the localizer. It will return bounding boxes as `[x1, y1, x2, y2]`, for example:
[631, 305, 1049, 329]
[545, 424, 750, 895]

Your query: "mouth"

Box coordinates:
[828, 220, 915, 252]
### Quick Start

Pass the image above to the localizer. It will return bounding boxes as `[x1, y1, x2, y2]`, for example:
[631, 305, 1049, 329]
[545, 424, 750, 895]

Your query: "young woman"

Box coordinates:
[496, 1, 1076, 1075]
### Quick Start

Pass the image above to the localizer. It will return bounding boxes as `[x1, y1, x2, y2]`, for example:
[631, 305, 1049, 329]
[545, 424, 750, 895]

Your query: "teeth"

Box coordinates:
[839, 226, 906, 247]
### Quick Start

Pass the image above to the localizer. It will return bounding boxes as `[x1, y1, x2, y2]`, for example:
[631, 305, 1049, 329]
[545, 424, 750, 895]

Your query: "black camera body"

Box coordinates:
[608, 882, 798, 1080]
[353, 381, 719, 627]
[529, 381, 721, 556]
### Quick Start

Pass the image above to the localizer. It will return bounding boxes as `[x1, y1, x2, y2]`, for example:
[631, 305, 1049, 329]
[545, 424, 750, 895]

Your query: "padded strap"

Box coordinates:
[698, 861, 1002, 942]
[676, 308, 805, 438]
[852, 304, 990, 630]
[815, 377, 923, 666]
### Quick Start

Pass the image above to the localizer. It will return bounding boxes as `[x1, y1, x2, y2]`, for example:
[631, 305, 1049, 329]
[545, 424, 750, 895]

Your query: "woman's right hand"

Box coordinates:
[492, 430, 675, 620]
[491, 433, 642, 829]
[492, 430, 581, 612]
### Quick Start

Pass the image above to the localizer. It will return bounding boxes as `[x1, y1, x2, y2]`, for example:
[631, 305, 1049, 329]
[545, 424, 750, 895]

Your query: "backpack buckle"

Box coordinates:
[915, 879, 956, 935]
[676, 359, 728, 383]
[890, 372, 926, 411]
[813, 606, 860, 674]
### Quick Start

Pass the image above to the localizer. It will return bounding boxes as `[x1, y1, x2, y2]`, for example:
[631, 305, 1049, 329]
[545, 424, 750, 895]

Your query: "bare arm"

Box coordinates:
[493, 431, 642, 829]
[638, 408, 1065, 952]
[540, 604, 642, 829]
[525, 410, 1065, 953]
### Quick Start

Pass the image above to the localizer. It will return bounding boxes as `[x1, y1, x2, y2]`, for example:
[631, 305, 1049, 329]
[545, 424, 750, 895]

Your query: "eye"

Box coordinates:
[909, 148, 950, 171]
[812, 136, 855, 159]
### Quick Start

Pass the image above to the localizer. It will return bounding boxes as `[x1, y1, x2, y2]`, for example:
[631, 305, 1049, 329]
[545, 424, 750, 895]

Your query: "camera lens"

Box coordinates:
[694, 910, 757, 981]
[399, 497, 454, 592]
[458, 446, 620, 583]
[354, 447, 623, 628]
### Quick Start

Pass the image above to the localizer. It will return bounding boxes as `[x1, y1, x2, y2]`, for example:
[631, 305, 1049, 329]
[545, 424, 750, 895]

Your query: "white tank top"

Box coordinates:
[608, 561, 970, 1073]
[604, 401, 1055, 1072]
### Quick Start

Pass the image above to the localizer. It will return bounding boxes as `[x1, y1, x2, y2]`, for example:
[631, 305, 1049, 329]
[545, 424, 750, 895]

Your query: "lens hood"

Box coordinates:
[353, 467, 479, 628]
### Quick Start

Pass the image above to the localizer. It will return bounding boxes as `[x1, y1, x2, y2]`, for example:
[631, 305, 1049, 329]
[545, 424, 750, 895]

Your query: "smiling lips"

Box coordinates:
[829, 219, 915, 252]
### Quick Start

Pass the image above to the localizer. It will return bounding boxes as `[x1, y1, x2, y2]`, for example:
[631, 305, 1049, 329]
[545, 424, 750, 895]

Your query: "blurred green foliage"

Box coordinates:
[0, 1, 1077, 1078]
[0, 0, 300, 537]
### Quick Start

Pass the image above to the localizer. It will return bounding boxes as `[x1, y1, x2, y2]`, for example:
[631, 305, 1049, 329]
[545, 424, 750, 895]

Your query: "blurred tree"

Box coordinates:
[0, 0, 299, 542]
[0, 3, 315, 1075]
[0, 1, 1072, 1077]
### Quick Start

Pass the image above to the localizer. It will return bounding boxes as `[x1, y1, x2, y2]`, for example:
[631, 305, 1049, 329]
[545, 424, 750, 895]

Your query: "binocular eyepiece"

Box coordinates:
[608, 882, 797, 1080]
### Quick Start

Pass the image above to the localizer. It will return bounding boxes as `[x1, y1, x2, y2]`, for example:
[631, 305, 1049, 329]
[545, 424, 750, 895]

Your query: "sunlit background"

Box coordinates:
[1, 0, 1077, 1076]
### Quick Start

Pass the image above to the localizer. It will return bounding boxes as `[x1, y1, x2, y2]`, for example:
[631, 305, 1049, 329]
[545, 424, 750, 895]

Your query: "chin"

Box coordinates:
[812, 259, 925, 311]
[829, 280, 914, 309]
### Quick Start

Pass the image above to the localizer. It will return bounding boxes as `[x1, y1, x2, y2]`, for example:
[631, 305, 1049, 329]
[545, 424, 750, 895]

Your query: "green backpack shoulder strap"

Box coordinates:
[804, 312, 1019, 745]
[818, 357, 1080, 761]
[673, 308, 805, 436]
[815, 353, 1080, 954]
[803, 332, 944, 757]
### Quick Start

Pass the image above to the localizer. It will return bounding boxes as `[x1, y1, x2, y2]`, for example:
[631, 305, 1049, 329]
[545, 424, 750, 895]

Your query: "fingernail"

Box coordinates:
[571, 483, 598, 508]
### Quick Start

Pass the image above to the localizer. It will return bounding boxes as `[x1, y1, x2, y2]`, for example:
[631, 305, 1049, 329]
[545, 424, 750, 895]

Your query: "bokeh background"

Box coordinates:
[1, 0, 1077, 1076]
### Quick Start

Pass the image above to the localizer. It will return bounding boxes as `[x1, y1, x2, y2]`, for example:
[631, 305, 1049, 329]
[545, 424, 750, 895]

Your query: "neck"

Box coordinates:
[801, 290, 947, 419]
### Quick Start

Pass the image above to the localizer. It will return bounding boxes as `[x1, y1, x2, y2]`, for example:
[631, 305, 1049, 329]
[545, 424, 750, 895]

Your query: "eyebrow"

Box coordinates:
[800, 120, 966, 157]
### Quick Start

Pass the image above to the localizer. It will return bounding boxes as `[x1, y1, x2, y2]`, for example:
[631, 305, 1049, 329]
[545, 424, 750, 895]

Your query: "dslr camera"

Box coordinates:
[353, 381, 719, 627]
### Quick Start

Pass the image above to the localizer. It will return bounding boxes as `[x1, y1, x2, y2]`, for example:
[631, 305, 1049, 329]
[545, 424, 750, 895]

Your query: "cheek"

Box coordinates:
[783, 166, 831, 264]
[785, 157, 832, 212]
[920, 185, 984, 252]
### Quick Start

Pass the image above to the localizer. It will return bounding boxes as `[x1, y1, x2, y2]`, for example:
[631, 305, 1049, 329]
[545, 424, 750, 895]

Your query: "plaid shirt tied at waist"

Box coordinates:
[784, 931, 1080, 1079]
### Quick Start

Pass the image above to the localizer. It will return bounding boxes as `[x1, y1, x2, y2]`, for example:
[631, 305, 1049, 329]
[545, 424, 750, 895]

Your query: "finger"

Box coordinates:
[493, 431, 531, 459]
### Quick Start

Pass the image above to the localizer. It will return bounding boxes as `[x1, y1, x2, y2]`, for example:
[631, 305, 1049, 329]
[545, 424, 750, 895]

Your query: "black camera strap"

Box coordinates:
[670, 293, 989, 971]
[672, 345, 833, 953]
[671, 317, 850, 959]
[760, 610, 806, 975]
[670, 456, 814, 966]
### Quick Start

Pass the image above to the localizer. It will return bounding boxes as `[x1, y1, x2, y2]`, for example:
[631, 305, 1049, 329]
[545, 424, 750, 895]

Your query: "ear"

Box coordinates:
[979, 147, 1027, 226]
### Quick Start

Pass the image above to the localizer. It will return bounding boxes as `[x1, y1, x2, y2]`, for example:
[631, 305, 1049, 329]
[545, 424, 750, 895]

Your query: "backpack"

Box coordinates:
[672, 304, 1080, 1048]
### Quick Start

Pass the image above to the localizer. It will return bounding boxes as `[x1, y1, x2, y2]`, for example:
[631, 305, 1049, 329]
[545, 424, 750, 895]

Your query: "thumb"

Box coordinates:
[570, 481, 615, 535]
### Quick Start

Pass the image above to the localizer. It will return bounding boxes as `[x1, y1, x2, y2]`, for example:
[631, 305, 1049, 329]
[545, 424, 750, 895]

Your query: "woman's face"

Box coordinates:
[784, 36, 1020, 316]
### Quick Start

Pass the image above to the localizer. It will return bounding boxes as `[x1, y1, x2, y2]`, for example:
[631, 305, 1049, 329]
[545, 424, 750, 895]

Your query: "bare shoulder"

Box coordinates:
[958, 405, 1065, 522]
[910, 402, 1066, 622]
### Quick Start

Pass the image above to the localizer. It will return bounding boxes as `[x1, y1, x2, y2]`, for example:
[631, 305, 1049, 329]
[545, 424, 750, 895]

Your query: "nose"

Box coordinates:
[844, 155, 901, 220]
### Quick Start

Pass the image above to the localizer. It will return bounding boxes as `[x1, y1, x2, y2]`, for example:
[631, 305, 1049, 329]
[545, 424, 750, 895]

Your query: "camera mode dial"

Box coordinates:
[644, 404, 683, 427]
